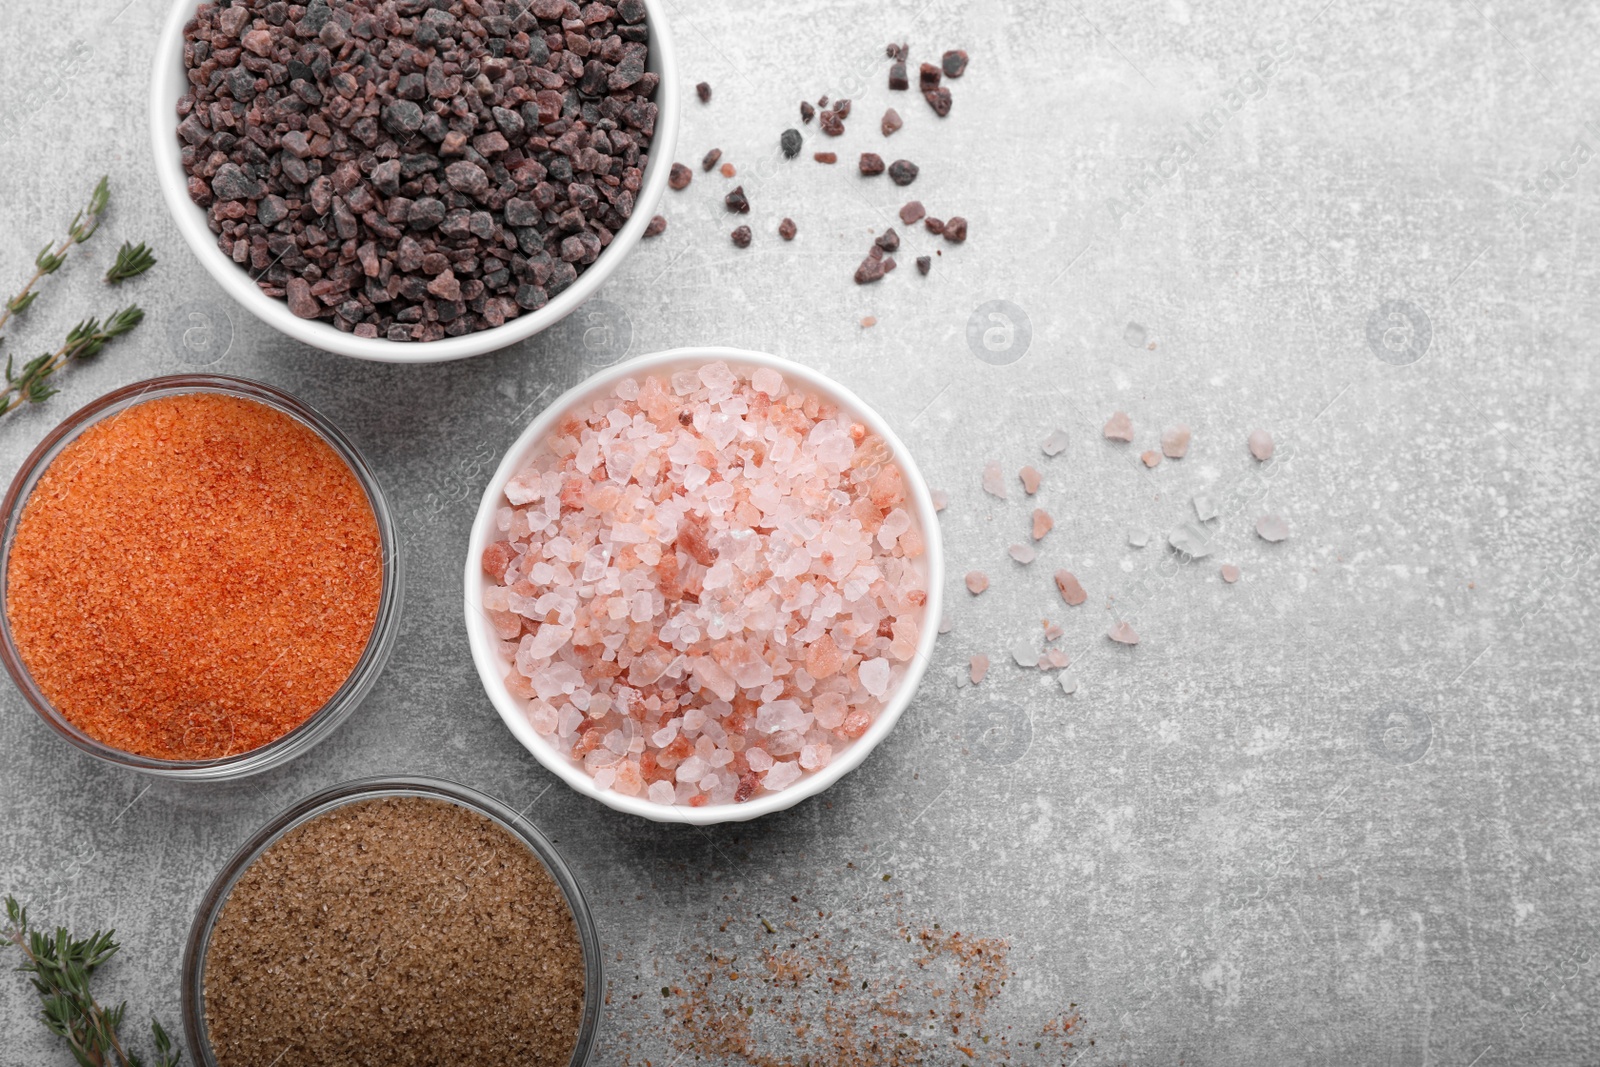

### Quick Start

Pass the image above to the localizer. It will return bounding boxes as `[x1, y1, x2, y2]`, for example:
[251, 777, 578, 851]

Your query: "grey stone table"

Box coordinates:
[2, 0, 1598, 1063]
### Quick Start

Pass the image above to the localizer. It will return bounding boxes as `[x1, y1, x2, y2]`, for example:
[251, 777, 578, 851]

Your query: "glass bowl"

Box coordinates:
[0, 374, 403, 780]
[180, 775, 602, 1067]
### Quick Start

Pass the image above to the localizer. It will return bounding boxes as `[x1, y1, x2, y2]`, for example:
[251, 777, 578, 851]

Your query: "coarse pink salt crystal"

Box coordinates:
[1103, 411, 1133, 442]
[1248, 429, 1275, 461]
[1032, 509, 1053, 541]
[1009, 543, 1036, 565]
[484, 361, 929, 807]
[1043, 620, 1063, 641]
[1220, 563, 1241, 583]
[966, 571, 989, 594]
[931, 489, 948, 512]
[1108, 621, 1140, 645]
[1256, 515, 1290, 542]
[1047, 648, 1070, 668]
[1019, 466, 1041, 494]
[969, 654, 989, 685]
[981, 461, 1006, 499]
[1054, 570, 1087, 606]
[938, 614, 953, 634]
[1161, 424, 1191, 459]
[1141, 450, 1161, 468]
[1042, 429, 1069, 456]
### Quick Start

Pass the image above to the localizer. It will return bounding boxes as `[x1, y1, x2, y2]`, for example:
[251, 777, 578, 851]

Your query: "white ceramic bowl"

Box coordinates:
[149, 0, 679, 363]
[465, 348, 945, 824]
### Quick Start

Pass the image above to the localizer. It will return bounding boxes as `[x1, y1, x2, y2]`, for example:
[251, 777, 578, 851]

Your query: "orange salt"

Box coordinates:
[5, 393, 382, 760]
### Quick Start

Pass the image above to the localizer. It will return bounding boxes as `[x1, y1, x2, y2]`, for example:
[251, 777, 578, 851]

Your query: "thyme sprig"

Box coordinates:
[105, 242, 157, 286]
[0, 176, 110, 338]
[1, 306, 145, 417]
[3, 896, 181, 1067]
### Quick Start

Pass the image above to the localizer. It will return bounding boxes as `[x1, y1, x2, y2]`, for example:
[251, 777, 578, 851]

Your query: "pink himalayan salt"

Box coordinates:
[1161, 424, 1191, 459]
[965, 570, 989, 594]
[969, 654, 989, 684]
[1032, 508, 1053, 541]
[1248, 429, 1275, 461]
[1220, 563, 1241, 583]
[1046, 648, 1069, 668]
[1019, 465, 1041, 494]
[1141, 450, 1161, 468]
[1108, 621, 1140, 645]
[1043, 620, 1063, 641]
[1103, 411, 1133, 441]
[1257, 515, 1290, 542]
[981, 461, 1006, 499]
[1008, 543, 1036, 565]
[1054, 570, 1086, 606]
[1041, 429, 1069, 456]
[931, 488, 948, 511]
[484, 361, 929, 808]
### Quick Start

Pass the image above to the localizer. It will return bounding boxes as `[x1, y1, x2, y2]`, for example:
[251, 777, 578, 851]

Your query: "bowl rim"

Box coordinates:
[464, 347, 945, 825]
[179, 774, 603, 1067]
[0, 374, 404, 780]
[147, 0, 680, 364]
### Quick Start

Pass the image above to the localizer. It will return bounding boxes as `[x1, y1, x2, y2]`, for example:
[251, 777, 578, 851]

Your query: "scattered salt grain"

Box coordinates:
[1008, 543, 1036, 565]
[1108, 621, 1140, 645]
[1161, 424, 1191, 459]
[1043, 620, 1063, 641]
[1128, 530, 1149, 548]
[1046, 648, 1070, 669]
[1009, 639, 1036, 667]
[1141, 450, 1162, 468]
[1019, 466, 1041, 494]
[1220, 564, 1241, 583]
[1059, 672, 1079, 695]
[966, 571, 989, 594]
[969, 654, 989, 684]
[1042, 429, 1069, 456]
[938, 614, 952, 634]
[1248, 429, 1275, 461]
[1257, 515, 1291, 542]
[1032, 509, 1053, 541]
[1103, 411, 1134, 442]
[1192, 494, 1218, 521]
[931, 489, 948, 512]
[981, 461, 1007, 499]
[1168, 521, 1214, 559]
[1054, 570, 1087, 606]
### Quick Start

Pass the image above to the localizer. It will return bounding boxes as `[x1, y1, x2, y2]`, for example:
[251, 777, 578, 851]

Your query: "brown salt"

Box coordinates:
[5, 393, 382, 760]
[203, 796, 585, 1067]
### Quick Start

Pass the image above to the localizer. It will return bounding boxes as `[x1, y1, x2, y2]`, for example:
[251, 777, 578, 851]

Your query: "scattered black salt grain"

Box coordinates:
[889, 61, 909, 90]
[834, 99, 852, 119]
[644, 215, 667, 238]
[920, 63, 942, 90]
[916, 255, 931, 275]
[875, 228, 900, 253]
[814, 152, 838, 164]
[702, 148, 722, 172]
[882, 108, 903, 136]
[854, 256, 889, 284]
[888, 160, 919, 186]
[860, 153, 886, 176]
[731, 225, 752, 248]
[944, 216, 968, 242]
[924, 217, 945, 235]
[725, 186, 749, 213]
[800, 101, 815, 124]
[900, 201, 926, 225]
[887, 42, 908, 61]
[696, 81, 712, 103]
[925, 87, 953, 116]
[668, 163, 692, 190]
[821, 110, 845, 136]
[779, 218, 797, 241]
[781, 129, 802, 158]
[942, 50, 969, 77]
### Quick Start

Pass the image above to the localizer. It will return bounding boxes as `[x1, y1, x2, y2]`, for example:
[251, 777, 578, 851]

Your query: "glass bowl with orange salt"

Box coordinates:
[0, 375, 402, 779]
[466, 348, 944, 824]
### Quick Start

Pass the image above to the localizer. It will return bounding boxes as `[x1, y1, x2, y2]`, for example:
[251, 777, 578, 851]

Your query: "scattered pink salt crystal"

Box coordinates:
[981, 461, 1007, 499]
[1220, 563, 1241, 583]
[1043, 620, 1063, 641]
[966, 570, 990, 594]
[1248, 429, 1275, 461]
[1108, 621, 1140, 645]
[1032, 508, 1053, 541]
[931, 488, 948, 512]
[1141, 450, 1162, 468]
[1161, 424, 1191, 459]
[938, 614, 953, 634]
[1041, 429, 1069, 456]
[1008, 543, 1036, 565]
[1054, 570, 1087, 606]
[969, 654, 989, 685]
[1046, 648, 1070, 668]
[1019, 465, 1041, 494]
[1256, 515, 1290, 542]
[1103, 411, 1134, 442]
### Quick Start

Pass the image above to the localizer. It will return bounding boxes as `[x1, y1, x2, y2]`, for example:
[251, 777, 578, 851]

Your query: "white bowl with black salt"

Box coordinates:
[466, 348, 944, 824]
[150, 0, 679, 362]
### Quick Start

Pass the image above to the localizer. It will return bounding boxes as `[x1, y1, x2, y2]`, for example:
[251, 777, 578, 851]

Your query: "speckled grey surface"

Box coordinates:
[3, 0, 1599, 1063]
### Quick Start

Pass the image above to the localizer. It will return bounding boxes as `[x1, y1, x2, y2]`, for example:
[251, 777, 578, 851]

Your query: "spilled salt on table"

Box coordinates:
[1018, 465, 1041, 494]
[1103, 411, 1133, 442]
[480, 361, 929, 808]
[1008, 543, 1036, 565]
[1108, 621, 1140, 645]
[1032, 508, 1053, 541]
[981, 461, 1007, 499]
[1054, 570, 1087, 606]
[965, 570, 989, 594]
[1041, 429, 1069, 456]
[969, 654, 989, 685]
[1248, 429, 1275, 461]
[1256, 515, 1291, 542]
[1161, 424, 1191, 459]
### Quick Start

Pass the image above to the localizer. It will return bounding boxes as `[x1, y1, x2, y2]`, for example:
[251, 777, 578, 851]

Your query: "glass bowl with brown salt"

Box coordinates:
[466, 348, 945, 825]
[181, 775, 602, 1067]
[0, 374, 403, 780]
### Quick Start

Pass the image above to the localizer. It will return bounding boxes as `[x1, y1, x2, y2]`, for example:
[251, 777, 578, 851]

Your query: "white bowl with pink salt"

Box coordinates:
[465, 348, 942, 824]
